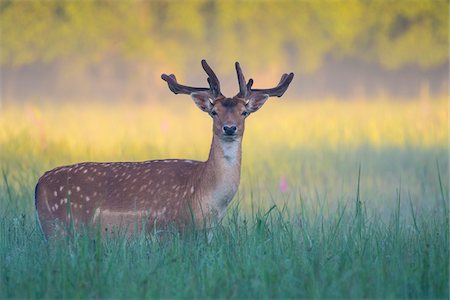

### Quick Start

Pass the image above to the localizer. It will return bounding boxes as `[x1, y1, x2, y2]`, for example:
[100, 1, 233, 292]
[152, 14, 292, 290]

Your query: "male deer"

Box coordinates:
[35, 60, 294, 238]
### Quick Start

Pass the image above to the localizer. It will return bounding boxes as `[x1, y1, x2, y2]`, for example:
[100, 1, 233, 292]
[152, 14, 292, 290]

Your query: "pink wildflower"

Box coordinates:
[279, 176, 289, 193]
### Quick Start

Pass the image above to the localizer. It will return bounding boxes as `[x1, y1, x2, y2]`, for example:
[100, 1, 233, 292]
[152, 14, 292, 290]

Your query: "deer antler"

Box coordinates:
[235, 62, 294, 99]
[201, 60, 222, 98]
[235, 62, 248, 98]
[161, 60, 222, 98]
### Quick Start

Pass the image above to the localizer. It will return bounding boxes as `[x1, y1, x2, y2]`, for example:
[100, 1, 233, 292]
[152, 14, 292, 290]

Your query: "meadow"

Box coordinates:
[0, 98, 448, 298]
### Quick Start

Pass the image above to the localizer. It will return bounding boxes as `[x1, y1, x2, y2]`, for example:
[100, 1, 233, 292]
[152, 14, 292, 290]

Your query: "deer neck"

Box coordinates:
[199, 134, 242, 216]
[208, 135, 242, 166]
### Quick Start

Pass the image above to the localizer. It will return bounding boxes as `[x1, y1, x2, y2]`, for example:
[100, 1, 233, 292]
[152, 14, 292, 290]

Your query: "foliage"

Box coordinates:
[1, 0, 448, 75]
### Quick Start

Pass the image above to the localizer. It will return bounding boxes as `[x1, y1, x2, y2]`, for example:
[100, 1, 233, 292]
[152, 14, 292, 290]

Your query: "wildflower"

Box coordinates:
[279, 176, 288, 193]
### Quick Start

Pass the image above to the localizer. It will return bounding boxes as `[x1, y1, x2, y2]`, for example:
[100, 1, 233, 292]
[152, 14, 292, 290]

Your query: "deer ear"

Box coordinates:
[191, 92, 214, 112]
[245, 94, 269, 112]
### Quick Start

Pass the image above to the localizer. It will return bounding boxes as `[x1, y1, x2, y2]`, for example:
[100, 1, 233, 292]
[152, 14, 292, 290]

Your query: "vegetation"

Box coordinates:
[1, 1, 448, 74]
[0, 98, 448, 298]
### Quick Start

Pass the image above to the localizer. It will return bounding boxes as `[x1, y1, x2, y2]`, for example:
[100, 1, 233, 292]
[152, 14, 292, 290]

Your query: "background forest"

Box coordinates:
[1, 0, 448, 101]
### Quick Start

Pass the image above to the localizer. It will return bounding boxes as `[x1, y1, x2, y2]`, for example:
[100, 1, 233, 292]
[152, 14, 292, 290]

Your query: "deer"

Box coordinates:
[35, 60, 294, 239]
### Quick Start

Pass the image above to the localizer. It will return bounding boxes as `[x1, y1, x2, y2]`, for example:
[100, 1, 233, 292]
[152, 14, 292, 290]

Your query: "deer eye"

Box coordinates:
[241, 111, 250, 117]
[210, 110, 218, 116]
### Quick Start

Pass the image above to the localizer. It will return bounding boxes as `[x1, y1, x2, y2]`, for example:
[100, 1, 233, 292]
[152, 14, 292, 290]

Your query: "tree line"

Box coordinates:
[0, 1, 448, 100]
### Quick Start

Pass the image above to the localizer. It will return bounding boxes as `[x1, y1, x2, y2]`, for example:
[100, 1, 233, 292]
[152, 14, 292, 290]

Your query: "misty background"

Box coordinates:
[1, 0, 448, 103]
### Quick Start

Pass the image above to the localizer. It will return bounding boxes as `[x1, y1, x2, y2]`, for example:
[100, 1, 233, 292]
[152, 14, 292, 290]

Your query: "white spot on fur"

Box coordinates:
[76, 186, 81, 192]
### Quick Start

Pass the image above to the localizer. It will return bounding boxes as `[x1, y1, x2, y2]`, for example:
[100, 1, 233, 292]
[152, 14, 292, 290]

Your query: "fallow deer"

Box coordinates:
[35, 60, 294, 238]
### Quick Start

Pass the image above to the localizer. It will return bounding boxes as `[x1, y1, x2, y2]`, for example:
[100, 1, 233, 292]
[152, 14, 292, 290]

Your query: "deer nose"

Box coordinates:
[223, 125, 237, 135]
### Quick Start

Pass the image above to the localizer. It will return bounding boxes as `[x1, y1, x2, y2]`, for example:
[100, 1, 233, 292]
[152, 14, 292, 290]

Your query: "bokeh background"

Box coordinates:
[0, 0, 448, 102]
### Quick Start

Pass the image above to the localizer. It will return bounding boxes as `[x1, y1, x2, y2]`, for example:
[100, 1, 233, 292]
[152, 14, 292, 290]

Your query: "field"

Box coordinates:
[0, 98, 448, 298]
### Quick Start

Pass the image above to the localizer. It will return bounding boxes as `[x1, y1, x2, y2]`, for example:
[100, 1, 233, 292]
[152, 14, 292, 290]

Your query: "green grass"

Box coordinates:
[1, 146, 448, 299]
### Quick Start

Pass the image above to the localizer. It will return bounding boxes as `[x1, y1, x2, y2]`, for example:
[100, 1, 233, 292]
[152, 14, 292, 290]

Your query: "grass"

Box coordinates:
[0, 98, 448, 298]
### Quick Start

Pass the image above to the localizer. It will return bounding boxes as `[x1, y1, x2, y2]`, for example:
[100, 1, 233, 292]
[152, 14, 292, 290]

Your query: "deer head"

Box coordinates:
[161, 60, 294, 142]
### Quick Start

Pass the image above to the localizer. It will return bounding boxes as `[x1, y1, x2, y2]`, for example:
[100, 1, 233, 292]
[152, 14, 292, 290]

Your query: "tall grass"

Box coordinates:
[0, 98, 448, 298]
[1, 192, 448, 298]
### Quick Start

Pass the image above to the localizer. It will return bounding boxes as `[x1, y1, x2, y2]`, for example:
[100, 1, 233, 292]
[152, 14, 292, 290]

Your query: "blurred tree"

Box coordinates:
[0, 0, 448, 99]
[356, 0, 448, 69]
[1, 0, 448, 71]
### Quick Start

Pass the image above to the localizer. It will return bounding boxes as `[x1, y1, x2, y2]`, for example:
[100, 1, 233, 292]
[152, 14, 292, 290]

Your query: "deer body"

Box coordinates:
[36, 136, 241, 236]
[35, 60, 293, 238]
